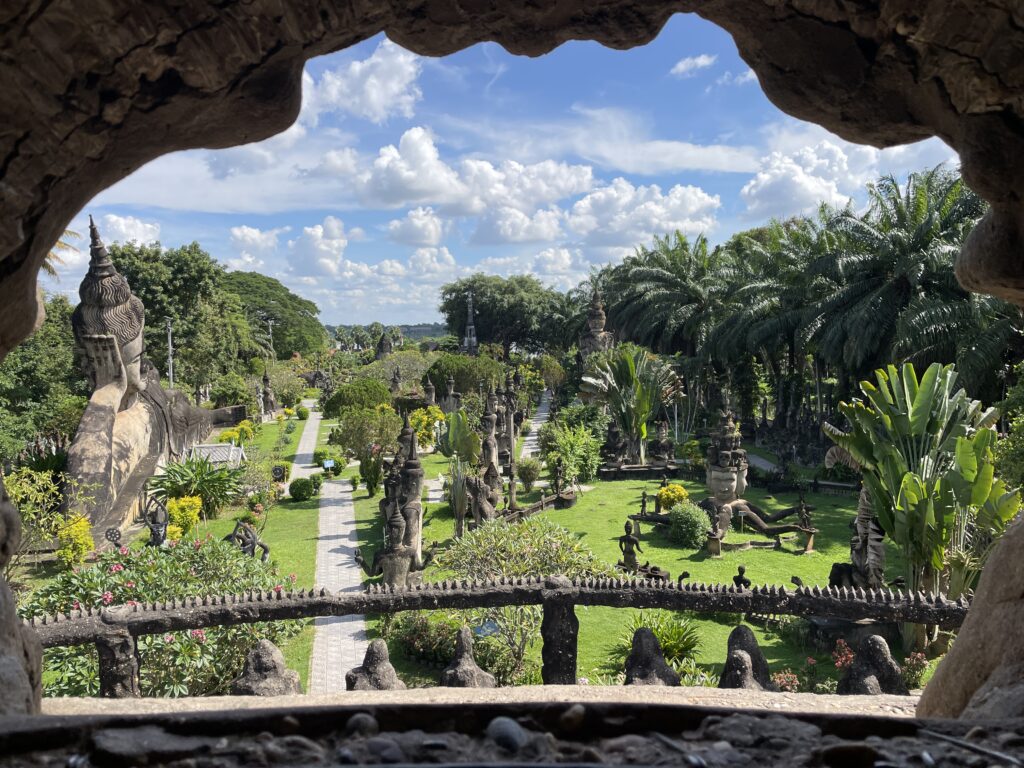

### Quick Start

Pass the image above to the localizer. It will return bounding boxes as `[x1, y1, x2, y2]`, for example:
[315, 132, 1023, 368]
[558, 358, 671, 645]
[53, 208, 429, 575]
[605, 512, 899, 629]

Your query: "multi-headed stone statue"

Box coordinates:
[66, 219, 216, 543]
[579, 289, 613, 361]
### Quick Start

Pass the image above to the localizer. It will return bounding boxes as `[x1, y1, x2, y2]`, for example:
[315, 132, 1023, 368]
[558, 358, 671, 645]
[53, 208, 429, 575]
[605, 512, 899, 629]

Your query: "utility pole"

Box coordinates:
[165, 318, 174, 390]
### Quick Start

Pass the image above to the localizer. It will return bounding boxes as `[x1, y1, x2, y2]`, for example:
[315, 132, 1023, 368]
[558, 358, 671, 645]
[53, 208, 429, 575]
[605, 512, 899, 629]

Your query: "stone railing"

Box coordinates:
[23, 577, 970, 697]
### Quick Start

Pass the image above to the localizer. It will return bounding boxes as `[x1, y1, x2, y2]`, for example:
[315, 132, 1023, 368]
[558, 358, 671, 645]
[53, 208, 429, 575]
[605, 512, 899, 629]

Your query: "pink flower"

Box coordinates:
[127, 600, 138, 607]
[190, 629, 206, 643]
[72, 601, 81, 611]
[169, 540, 178, 548]
[806, 657, 817, 665]
[273, 585, 283, 593]
[109, 563, 124, 573]
[288, 573, 297, 583]
[101, 591, 114, 605]
[119, 546, 129, 556]
[163, 634, 174, 643]
[125, 580, 135, 588]
[193, 539, 202, 550]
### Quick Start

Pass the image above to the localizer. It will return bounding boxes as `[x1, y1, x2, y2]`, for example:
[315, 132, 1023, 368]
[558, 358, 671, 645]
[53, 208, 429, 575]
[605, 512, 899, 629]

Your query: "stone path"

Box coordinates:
[289, 398, 367, 694]
[289, 398, 320, 483]
[747, 452, 780, 473]
[519, 390, 551, 459]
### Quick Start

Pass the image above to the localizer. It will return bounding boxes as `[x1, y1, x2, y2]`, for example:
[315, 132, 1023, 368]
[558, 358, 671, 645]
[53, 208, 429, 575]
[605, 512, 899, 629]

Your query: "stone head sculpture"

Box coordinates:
[71, 218, 146, 402]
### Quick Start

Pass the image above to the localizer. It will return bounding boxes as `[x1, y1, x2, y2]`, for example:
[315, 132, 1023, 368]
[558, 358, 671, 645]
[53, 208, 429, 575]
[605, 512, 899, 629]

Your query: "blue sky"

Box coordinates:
[47, 13, 958, 324]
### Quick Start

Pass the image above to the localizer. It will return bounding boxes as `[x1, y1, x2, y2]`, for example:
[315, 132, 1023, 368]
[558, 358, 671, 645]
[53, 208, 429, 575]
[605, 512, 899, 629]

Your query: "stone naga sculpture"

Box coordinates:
[66, 219, 215, 541]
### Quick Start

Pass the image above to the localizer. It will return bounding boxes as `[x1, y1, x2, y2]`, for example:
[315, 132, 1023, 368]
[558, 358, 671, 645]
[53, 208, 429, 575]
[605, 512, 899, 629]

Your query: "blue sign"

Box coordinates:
[472, 619, 500, 638]
[322, 459, 336, 469]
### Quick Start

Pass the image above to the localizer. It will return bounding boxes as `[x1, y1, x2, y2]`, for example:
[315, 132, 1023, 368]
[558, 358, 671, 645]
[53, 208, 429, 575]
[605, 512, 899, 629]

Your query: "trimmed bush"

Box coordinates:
[289, 477, 314, 501]
[668, 500, 709, 549]
[517, 457, 542, 493]
[312, 447, 331, 467]
[309, 473, 324, 494]
[167, 496, 202, 535]
[296, 406, 310, 420]
[166, 524, 183, 542]
[657, 483, 689, 510]
[55, 515, 92, 569]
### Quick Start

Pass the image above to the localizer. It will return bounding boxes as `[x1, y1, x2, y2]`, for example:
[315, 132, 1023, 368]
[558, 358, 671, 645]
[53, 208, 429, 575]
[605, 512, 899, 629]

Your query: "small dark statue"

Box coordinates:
[143, 497, 169, 547]
[617, 520, 643, 572]
[733, 565, 752, 589]
[224, 521, 270, 562]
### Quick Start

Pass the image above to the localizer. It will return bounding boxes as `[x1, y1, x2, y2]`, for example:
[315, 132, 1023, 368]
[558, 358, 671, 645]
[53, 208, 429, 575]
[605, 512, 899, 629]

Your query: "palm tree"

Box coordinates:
[809, 167, 985, 385]
[580, 344, 680, 463]
[604, 232, 732, 358]
[45, 229, 80, 278]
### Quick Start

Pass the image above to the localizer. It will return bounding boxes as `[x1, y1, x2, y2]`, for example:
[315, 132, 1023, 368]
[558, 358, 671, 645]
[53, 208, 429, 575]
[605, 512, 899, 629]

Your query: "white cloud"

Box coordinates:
[360, 126, 594, 212]
[361, 127, 467, 208]
[740, 123, 960, 219]
[228, 225, 290, 270]
[670, 54, 717, 78]
[714, 68, 757, 87]
[741, 145, 850, 218]
[409, 246, 457, 275]
[302, 40, 422, 125]
[316, 148, 360, 177]
[438, 106, 759, 175]
[567, 178, 721, 246]
[387, 206, 446, 246]
[287, 215, 352, 276]
[472, 206, 563, 243]
[101, 214, 161, 244]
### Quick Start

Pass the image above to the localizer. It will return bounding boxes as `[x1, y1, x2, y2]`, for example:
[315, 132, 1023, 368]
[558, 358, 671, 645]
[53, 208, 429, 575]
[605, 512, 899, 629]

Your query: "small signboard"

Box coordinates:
[472, 619, 500, 638]
[322, 459, 336, 469]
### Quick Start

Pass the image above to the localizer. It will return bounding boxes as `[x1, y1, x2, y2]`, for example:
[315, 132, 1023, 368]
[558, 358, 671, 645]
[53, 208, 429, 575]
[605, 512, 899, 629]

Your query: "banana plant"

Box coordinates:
[437, 409, 480, 464]
[824, 363, 1001, 595]
[580, 344, 680, 464]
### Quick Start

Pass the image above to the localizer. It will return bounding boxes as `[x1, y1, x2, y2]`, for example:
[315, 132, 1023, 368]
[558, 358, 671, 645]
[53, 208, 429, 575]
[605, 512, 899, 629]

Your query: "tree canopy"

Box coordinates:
[220, 271, 329, 360]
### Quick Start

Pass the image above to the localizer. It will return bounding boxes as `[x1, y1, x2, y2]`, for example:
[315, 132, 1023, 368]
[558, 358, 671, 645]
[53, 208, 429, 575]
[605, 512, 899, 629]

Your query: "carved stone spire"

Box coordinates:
[462, 291, 479, 356]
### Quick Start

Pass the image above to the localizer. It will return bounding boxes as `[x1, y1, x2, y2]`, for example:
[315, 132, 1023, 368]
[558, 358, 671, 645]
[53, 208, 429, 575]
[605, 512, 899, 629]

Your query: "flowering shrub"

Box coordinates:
[657, 483, 689, 510]
[668, 500, 709, 549]
[771, 669, 800, 692]
[166, 524, 183, 541]
[283, 407, 295, 418]
[832, 638, 855, 670]
[19, 537, 299, 697]
[902, 652, 929, 689]
[410, 405, 446, 449]
[55, 514, 92, 569]
[167, 496, 201, 535]
[218, 428, 241, 444]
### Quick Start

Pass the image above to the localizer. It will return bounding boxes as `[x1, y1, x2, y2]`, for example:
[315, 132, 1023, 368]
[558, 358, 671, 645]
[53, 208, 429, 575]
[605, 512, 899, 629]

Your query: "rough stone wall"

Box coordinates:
[2, 0, 1024, 718]
[1, 1, 1024, 358]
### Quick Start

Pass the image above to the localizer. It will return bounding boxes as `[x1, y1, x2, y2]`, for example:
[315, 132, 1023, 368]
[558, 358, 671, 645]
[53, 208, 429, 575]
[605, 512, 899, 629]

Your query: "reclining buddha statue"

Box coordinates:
[65, 218, 217, 543]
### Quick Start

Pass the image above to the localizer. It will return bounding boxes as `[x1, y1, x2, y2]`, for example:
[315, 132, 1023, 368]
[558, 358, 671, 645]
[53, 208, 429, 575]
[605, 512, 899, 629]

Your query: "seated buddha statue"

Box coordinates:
[66, 218, 213, 540]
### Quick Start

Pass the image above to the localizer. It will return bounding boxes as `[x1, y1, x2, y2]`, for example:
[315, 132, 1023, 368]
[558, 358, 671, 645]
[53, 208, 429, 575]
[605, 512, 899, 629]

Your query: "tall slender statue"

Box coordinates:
[66, 218, 215, 542]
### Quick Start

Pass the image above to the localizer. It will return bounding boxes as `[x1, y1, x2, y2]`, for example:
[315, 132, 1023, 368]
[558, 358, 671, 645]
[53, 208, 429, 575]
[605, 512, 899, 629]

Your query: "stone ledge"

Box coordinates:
[41, 685, 919, 718]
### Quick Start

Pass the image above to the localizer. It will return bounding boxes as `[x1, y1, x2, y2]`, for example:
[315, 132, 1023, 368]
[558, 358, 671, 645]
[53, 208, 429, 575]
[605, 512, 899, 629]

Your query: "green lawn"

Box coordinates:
[352, 473, 902, 686]
[198, 493, 322, 691]
[245, 419, 304, 464]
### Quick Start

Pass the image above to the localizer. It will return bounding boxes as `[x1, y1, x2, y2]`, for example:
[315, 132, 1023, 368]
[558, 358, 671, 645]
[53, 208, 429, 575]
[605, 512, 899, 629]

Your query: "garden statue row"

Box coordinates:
[355, 415, 434, 587]
[65, 219, 242, 547]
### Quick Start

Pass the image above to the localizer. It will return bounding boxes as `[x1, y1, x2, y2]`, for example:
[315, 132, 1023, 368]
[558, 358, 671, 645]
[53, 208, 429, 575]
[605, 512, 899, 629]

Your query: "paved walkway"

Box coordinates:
[289, 398, 321, 483]
[519, 390, 551, 459]
[289, 399, 367, 694]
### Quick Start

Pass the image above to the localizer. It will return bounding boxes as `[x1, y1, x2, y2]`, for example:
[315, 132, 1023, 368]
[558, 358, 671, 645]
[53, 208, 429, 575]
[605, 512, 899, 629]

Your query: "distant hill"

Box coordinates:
[326, 322, 448, 340]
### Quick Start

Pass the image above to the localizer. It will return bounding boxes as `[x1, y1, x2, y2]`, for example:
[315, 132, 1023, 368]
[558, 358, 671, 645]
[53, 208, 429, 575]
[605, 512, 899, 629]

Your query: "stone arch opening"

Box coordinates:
[1, 0, 1023, 724]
